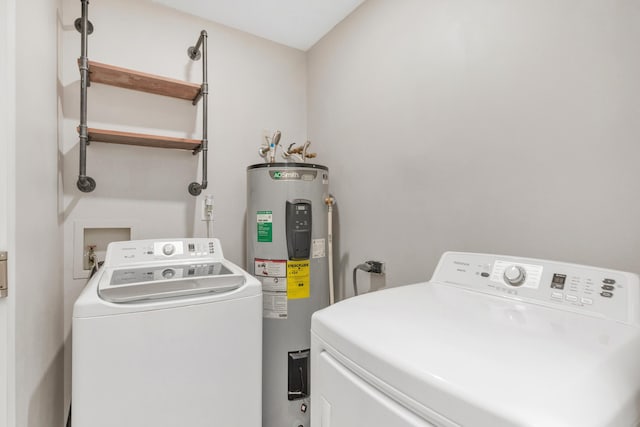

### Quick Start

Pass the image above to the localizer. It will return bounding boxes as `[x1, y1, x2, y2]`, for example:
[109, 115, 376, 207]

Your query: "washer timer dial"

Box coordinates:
[162, 243, 176, 256]
[504, 265, 527, 286]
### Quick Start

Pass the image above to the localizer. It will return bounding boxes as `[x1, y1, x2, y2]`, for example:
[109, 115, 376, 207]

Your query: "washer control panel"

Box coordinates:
[431, 252, 639, 324]
[104, 238, 222, 267]
[110, 262, 233, 286]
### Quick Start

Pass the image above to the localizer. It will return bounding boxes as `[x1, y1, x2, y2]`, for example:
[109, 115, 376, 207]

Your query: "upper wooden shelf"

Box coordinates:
[83, 60, 202, 102]
[84, 128, 202, 151]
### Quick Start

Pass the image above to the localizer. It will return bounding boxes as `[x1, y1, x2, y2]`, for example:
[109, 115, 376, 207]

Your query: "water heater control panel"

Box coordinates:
[431, 252, 640, 324]
[286, 200, 312, 260]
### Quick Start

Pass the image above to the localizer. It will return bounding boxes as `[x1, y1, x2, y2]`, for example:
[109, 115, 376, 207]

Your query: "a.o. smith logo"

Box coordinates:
[275, 171, 299, 179]
[269, 170, 317, 181]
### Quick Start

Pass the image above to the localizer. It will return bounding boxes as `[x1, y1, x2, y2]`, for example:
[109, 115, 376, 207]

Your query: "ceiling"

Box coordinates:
[152, 0, 366, 51]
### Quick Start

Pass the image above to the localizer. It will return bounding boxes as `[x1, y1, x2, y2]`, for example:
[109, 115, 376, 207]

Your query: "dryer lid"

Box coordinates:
[311, 282, 640, 427]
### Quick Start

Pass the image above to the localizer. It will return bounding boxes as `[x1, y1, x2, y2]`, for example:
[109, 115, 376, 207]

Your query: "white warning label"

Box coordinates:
[312, 238, 326, 258]
[263, 291, 288, 319]
[254, 259, 287, 277]
[255, 258, 288, 318]
[260, 276, 286, 292]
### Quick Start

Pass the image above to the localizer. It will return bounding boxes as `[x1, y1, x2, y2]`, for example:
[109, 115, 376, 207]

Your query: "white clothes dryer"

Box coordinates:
[72, 238, 261, 427]
[311, 252, 640, 427]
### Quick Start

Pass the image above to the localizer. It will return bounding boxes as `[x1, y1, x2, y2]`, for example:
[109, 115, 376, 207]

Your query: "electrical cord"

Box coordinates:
[353, 263, 372, 296]
[206, 219, 212, 238]
[353, 261, 385, 296]
[204, 195, 214, 238]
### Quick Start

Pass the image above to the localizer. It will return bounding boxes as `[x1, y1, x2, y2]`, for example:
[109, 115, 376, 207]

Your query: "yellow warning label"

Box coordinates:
[287, 260, 310, 300]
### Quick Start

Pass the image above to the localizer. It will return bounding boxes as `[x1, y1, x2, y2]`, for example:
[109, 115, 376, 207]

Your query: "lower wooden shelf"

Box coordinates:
[83, 128, 202, 151]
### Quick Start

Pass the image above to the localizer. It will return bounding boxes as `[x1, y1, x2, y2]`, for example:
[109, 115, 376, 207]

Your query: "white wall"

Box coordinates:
[60, 0, 307, 418]
[0, 0, 16, 424]
[12, 0, 65, 425]
[307, 0, 640, 299]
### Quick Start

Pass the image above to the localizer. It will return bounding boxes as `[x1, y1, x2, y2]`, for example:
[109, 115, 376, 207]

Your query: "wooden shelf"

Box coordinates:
[83, 128, 202, 151]
[84, 60, 202, 102]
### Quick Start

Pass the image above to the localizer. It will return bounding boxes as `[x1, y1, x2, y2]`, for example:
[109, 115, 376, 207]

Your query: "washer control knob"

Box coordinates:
[162, 243, 175, 256]
[504, 265, 526, 286]
[162, 268, 175, 279]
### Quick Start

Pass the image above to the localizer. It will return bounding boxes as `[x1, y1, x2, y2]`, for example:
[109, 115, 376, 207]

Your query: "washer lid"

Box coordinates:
[98, 260, 246, 303]
[311, 282, 640, 427]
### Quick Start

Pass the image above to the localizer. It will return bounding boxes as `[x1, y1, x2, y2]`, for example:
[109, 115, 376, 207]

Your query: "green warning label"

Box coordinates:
[257, 211, 273, 243]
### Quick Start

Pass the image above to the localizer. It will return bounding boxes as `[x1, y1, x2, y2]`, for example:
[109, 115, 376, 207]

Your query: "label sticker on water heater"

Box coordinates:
[287, 260, 310, 300]
[261, 276, 286, 292]
[256, 258, 288, 318]
[263, 292, 287, 319]
[257, 211, 273, 243]
[254, 258, 287, 277]
[312, 239, 326, 258]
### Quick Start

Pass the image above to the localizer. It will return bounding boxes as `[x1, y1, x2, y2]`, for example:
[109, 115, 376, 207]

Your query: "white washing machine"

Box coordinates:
[72, 238, 262, 427]
[311, 252, 640, 427]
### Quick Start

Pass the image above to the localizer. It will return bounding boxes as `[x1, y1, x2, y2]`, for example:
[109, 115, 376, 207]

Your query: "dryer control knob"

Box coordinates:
[504, 265, 526, 286]
[162, 243, 175, 256]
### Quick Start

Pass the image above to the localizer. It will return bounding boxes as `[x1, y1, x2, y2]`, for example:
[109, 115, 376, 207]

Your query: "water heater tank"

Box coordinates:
[247, 163, 330, 427]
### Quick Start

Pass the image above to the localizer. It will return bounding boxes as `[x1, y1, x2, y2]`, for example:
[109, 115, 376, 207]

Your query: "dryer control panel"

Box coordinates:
[431, 252, 640, 324]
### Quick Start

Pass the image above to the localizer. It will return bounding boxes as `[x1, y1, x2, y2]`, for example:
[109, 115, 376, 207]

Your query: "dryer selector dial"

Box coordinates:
[504, 265, 526, 286]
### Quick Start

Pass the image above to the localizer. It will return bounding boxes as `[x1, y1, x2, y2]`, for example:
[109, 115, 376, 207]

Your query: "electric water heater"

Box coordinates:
[247, 163, 330, 427]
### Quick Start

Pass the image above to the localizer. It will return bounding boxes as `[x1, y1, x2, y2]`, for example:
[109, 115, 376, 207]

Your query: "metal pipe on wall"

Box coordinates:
[188, 30, 209, 196]
[76, 0, 95, 192]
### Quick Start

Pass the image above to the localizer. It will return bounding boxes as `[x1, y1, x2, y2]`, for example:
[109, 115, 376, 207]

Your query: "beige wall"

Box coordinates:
[307, 0, 640, 298]
[59, 0, 308, 420]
